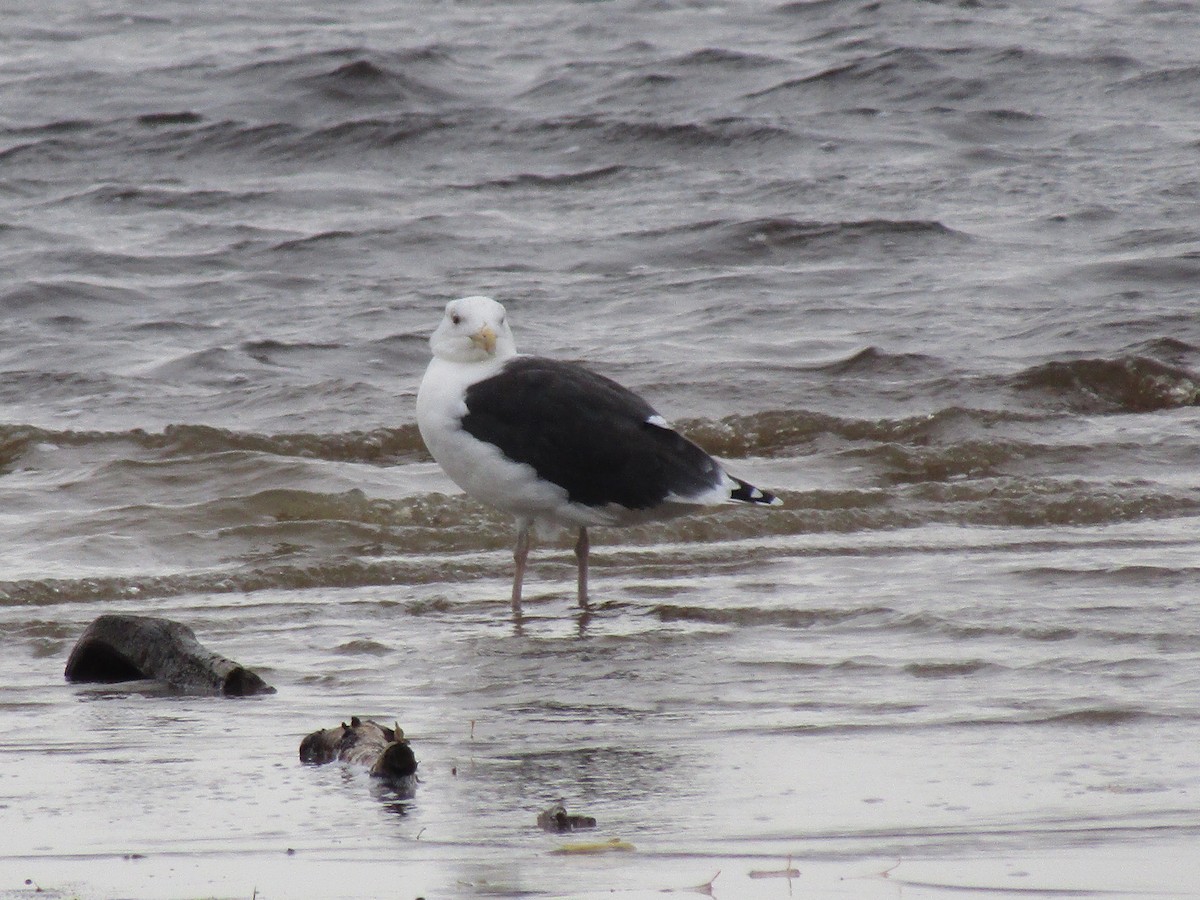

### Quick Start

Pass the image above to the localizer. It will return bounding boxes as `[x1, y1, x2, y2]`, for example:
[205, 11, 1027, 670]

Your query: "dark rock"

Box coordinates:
[537, 802, 597, 832]
[64, 614, 274, 696]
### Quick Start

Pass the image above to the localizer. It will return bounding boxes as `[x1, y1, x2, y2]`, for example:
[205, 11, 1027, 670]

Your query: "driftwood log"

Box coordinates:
[64, 614, 275, 696]
[300, 717, 418, 794]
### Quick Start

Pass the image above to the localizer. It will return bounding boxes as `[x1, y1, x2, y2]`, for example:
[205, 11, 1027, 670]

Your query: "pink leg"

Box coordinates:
[574, 527, 590, 609]
[512, 522, 532, 615]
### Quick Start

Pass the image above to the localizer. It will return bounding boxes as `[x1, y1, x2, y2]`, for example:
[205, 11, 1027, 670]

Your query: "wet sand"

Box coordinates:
[5, 543, 1200, 898]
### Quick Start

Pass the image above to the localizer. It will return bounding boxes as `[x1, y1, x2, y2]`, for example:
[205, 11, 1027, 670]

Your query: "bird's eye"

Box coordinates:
[451, 313, 461, 325]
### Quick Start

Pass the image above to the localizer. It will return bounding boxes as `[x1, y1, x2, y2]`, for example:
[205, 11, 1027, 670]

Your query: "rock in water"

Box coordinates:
[64, 614, 275, 696]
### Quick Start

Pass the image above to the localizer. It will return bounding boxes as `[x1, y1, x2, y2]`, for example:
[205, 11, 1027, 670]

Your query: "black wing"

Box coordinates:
[461, 357, 723, 510]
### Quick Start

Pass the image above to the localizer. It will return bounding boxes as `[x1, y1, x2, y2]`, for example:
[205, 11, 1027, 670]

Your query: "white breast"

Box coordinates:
[416, 357, 570, 520]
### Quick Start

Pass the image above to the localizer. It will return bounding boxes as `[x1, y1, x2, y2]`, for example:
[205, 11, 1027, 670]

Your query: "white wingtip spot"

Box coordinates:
[646, 414, 670, 428]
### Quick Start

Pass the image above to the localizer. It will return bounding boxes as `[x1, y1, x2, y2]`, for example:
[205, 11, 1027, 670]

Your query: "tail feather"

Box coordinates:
[730, 477, 782, 507]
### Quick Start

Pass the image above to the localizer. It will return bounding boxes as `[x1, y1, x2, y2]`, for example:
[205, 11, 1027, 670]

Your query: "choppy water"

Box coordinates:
[3, 1, 1200, 897]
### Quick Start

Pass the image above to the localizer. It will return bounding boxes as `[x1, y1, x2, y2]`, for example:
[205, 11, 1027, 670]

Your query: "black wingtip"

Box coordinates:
[731, 477, 782, 506]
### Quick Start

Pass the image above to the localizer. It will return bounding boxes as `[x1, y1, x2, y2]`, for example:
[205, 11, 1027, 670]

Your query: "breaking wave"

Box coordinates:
[0, 423, 428, 470]
[1012, 355, 1200, 412]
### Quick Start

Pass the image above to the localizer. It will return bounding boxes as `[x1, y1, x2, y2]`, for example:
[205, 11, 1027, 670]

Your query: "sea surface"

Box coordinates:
[3, 1, 1200, 897]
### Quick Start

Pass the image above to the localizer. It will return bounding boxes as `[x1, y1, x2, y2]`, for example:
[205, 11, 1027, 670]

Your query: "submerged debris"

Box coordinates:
[300, 716, 418, 795]
[537, 802, 597, 832]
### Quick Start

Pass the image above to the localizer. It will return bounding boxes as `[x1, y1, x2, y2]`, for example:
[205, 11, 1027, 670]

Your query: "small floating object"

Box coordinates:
[550, 837, 635, 855]
[537, 802, 597, 833]
[749, 854, 800, 880]
[749, 864, 801, 880]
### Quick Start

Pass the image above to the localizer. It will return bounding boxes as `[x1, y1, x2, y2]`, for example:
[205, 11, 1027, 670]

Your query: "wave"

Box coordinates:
[7, 408, 1030, 477]
[0, 473, 1158, 604]
[1, 112, 454, 168]
[221, 44, 467, 108]
[670, 47, 784, 71]
[760, 706, 1177, 737]
[808, 346, 946, 377]
[1011, 355, 1200, 412]
[746, 46, 987, 106]
[269, 229, 370, 253]
[1126, 336, 1200, 362]
[298, 58, 457, 106]
[1018, 564, 1200, 588]
[78, 183, 267, 211]
[149, 116, 453, 161]
[2, 118, 95, 138]
[0, 559, 475, 608]
[742, 658, 997, 679]
[0, 279, 154, 311]
[240, 338, 346, 366]
[21, 40, 1142, 172]
[745, 41, 1145, 120]
[1028, 708, 1156, 727]
[653, 603, 893, 628]
[907, 479, 1200, 527]
[680, 405, 1029, 459]
[1077, 252, 1200, 288]
[895, 610, 1079, 643]
[652, 601, 1200, 652]
[3, 477, 1197, 606]
[903, 661, 994, 678]
[630, 215, 966, 267]
[2, 45, 477, 169]
[531, 113, 793, 149]
[8, 387, 1193, 505]
[462, 164, 630, 191]
[282, 115, 453, 158]
[1116, 63, 1200, 96]
[0, 423, 428, 469]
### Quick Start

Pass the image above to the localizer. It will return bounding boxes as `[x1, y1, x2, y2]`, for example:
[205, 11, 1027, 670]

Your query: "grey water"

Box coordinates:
[3, 0, 1200, 897]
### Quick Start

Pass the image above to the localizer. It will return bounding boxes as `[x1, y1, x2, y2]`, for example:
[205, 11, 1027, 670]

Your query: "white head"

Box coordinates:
[428, 295, 517, 364]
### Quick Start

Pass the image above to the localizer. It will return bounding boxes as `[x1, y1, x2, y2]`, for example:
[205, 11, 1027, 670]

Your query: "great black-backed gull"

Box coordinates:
[415, 295, 781, 614]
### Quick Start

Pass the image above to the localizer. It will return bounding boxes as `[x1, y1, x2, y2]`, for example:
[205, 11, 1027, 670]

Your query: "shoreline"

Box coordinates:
[5, 837, 1197, 899]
